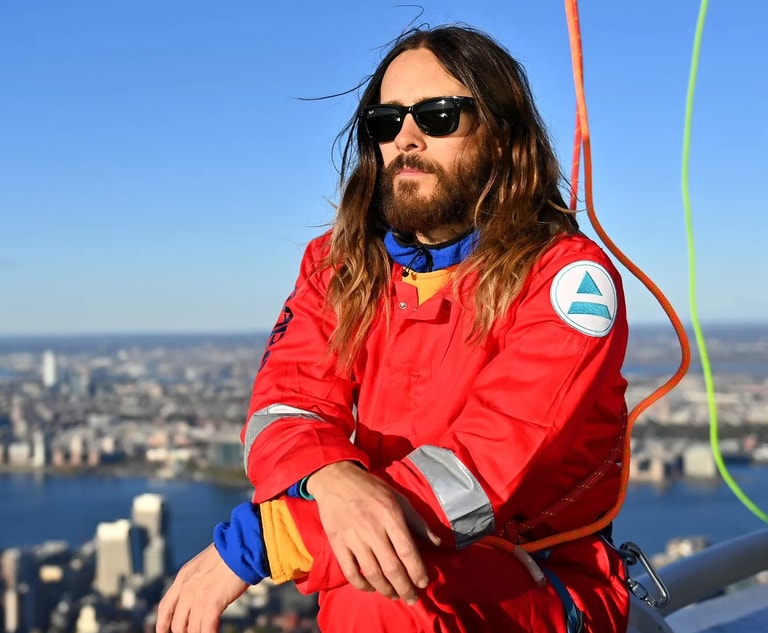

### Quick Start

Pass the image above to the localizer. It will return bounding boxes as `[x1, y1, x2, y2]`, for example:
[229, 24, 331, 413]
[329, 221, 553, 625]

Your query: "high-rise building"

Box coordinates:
[131, 494, 169, 579]
[9, 397, 25, 436]
[4, 587, 20, 633]
[1, 549, 36, 633]
[41, 351, 57, 389]
[130, 494, 166, 540]
[93, 520, 133, 598]
[69, 435, 85, 467]
[1, 549, 21, 588]
[6, 442, 31, 467]
[141, 536, 167, 581]
[31, 431, 48, 468]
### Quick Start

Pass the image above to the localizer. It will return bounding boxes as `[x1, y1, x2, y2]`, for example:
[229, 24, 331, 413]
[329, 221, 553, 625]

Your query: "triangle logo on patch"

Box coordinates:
[550, 261, 618, 337]
[577, 272, 602, 296]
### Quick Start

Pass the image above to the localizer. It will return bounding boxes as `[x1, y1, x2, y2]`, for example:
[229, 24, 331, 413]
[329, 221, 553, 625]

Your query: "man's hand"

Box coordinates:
[306, 461, 441, 604]
[155, 544, 248, 633]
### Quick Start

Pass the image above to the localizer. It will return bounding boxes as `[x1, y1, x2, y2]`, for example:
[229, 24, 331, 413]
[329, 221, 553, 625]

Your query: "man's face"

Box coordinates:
[376, 48, 488, 241]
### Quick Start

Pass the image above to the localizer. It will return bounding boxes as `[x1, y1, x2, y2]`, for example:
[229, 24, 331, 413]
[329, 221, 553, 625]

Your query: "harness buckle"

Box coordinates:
[614, 541, 670, 609]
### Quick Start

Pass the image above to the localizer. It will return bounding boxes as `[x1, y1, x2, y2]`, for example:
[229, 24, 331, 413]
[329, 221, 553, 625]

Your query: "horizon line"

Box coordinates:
[0, 320, 765, 340]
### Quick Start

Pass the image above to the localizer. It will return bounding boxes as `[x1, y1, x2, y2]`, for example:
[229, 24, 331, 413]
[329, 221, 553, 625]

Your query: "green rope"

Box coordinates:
[682, 0, 768, 523]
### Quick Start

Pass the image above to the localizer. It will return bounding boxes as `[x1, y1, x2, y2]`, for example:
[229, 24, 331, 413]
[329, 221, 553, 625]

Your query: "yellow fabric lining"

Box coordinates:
[401, 265, 457, 305]
[260, 499, 314, 584]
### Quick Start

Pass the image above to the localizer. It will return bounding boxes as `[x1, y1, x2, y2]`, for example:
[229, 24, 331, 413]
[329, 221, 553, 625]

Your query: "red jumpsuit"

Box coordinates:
[243, 231, 631, 632]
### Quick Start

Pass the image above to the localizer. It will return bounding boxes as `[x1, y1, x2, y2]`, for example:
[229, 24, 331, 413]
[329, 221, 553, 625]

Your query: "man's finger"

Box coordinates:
[335, 546, 376, 593]
[188, 600, 203, 633]
[355, 545, 401, 600]
[170, 590, 192, 633]
[156, 582, 180, 633]
[387, 525, 429, 595]
[377, 546, 420, 604]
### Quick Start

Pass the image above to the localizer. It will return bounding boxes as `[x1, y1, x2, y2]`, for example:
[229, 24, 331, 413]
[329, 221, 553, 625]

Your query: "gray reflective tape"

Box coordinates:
[243, 404, 324, 472]
[406, 445, 495, 549]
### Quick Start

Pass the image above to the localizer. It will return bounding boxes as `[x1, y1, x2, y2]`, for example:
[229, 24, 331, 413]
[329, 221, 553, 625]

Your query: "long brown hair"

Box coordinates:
[325, 25, 577, 368]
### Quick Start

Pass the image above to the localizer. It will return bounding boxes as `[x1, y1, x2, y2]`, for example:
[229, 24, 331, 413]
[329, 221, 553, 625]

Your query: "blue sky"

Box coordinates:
[1, 1, 765, 335]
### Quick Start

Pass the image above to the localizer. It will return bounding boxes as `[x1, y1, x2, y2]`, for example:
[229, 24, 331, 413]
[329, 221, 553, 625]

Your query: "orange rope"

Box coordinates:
[479, 0, 692, 557]
[569, 112, 581, 210]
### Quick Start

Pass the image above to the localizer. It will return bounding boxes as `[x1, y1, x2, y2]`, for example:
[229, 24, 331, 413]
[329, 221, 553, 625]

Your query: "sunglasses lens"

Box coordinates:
[415, 99, 460, 136]
[364, 106, 403, 142]
[361, 98, 471, 142]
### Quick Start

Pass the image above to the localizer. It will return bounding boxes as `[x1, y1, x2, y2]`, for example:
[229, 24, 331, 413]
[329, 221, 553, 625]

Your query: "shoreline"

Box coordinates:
[2, 460, 766, 489]
[0, 462, 251, 491]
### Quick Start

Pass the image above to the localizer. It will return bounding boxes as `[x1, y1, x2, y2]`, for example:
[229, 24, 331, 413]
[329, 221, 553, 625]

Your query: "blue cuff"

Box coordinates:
[285, 476, 314, 501]
[213, 502, 270, 585]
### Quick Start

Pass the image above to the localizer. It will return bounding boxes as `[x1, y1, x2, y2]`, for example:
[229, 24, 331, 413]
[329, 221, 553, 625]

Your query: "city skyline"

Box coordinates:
[2, 1, 766, 335]
[1, 321, 767, 630]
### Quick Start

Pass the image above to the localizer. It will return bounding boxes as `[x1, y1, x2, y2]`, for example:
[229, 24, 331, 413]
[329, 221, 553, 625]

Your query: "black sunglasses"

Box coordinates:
[359, 96, 475, 143]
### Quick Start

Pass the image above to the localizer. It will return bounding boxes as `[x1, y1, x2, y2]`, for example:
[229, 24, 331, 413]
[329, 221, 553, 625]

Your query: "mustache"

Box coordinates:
[384, 154, 443, 176]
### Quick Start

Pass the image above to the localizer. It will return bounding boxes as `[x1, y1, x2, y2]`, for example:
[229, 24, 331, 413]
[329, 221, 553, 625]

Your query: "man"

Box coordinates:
[157, 25, 631, 633]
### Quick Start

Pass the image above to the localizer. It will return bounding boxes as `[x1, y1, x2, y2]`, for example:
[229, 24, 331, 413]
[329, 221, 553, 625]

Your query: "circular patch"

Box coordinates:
[550, 261, 618, 337]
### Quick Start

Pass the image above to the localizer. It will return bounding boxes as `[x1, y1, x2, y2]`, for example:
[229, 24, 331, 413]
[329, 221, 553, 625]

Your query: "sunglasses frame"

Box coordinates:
[359, 96, 476, 143]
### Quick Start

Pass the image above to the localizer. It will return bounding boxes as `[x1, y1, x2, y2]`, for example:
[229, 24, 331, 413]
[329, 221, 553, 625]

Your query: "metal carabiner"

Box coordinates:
[618, 541, 670, 609]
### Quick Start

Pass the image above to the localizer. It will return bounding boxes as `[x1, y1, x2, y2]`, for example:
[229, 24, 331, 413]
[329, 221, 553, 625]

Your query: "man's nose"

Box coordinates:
[394, 113, 427, 151]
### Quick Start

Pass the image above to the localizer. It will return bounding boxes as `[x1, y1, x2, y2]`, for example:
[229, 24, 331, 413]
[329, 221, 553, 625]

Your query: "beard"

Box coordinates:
[378, 148, 492, 237]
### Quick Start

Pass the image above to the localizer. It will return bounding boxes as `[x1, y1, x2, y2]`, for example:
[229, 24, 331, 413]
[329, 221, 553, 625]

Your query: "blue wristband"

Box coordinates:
[298, 476, 315, 500]
[213, 502, 270, 585]
[286, 476, 315, 501]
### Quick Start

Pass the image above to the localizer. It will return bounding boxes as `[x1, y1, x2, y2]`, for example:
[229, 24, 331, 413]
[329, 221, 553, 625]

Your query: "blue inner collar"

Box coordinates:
[384, 229, 479, 273]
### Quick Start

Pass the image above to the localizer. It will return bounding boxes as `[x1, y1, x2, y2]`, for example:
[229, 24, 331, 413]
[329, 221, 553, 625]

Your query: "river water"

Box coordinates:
[2, 466, 767, 569]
